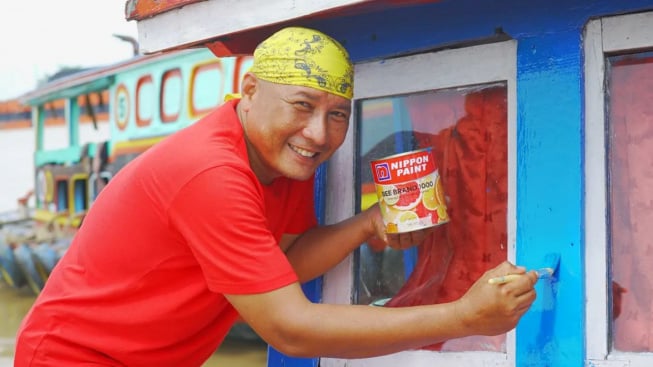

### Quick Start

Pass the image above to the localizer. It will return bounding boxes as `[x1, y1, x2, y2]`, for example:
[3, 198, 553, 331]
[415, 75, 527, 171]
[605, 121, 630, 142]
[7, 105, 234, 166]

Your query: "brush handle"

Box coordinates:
[487, 274, 522, 284]
[488, 268, 554, 284]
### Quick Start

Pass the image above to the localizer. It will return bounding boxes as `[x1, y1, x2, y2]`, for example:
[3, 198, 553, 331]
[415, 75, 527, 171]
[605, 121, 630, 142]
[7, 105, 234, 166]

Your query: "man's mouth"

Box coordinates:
[289, 144, 318, 158]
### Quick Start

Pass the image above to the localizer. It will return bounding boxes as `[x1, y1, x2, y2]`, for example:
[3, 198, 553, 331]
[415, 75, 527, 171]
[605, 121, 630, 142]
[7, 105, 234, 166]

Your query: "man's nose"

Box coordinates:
[303, 113, 328, 147]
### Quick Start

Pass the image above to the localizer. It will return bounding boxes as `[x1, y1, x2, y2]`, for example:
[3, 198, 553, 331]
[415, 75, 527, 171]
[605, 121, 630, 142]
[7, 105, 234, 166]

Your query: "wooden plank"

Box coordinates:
[125, 0, 204, 21]
[584, 17, 610, 363]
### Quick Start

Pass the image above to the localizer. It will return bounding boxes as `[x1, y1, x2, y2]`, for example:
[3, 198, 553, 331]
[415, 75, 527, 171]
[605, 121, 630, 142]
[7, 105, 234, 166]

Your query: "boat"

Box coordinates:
[0, 48, 252, 297]
[0, 238, 27, 289]
[124, 1, 653, 366]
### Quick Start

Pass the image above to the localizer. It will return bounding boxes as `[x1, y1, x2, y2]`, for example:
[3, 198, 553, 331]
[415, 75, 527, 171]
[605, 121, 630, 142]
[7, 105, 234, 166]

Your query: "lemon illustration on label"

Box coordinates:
[421, 179, 439, 211]
[435, 175, 446, 207]
[383, 203, 403, 223]
[437, 206, 449, 221]
[382, 184, 400, 206]
[398, 210, 419, 223]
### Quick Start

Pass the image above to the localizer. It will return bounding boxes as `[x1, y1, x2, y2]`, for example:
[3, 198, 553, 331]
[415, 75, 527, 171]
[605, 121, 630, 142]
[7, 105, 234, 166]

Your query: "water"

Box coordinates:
[0, 282, 267, 366]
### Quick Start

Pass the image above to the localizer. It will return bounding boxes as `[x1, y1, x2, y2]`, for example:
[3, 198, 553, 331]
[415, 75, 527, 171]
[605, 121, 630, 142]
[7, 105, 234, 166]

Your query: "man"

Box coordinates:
[15, 27, 537, 366]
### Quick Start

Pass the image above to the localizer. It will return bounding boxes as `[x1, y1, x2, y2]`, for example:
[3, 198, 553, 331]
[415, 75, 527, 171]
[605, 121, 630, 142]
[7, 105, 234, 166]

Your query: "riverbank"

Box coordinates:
[0, 282, 34, 362]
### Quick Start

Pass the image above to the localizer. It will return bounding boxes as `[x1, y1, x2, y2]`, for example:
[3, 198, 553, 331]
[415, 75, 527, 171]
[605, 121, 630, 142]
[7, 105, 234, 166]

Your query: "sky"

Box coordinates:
[0, 1, 139, 101]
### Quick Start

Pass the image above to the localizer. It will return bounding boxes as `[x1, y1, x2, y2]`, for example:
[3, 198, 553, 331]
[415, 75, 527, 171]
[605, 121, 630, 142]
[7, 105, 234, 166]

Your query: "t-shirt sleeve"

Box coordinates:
[167, 166, 298, 294]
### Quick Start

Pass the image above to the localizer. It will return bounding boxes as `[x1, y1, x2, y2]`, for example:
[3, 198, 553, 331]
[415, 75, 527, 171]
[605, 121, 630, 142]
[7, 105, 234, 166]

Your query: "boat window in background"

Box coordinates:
[136, 74, 154, 127]
[190, 61, 224, 117]
[160, 68, 182, 123]
[355, 83, 508, 352]
[606, 51, 653, 353]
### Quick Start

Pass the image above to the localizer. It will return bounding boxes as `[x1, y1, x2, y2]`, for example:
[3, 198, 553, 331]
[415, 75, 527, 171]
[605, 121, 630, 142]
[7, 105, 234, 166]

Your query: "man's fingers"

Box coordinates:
[386, 232, 414, 249]
[386, 227, 433, 249]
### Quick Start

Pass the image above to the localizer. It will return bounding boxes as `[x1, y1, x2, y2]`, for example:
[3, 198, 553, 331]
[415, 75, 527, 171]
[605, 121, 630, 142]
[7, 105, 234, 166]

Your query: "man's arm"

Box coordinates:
[281, 203, 432, 283]
[225, 261, 537, 359]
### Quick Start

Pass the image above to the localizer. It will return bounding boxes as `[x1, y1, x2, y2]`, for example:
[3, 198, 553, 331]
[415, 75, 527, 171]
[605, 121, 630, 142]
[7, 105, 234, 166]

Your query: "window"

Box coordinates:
[160, 68, 183, 123]
[232, 56, 254, 93]
[585, 11, 653, 367]
[70, 174, 89, 214]
[321, 40, 517, 367]
[136, 75, 155, 127]
[356, 84, 508, 354]
[55, 178, 68, 213]
[189, 61, 224, 117]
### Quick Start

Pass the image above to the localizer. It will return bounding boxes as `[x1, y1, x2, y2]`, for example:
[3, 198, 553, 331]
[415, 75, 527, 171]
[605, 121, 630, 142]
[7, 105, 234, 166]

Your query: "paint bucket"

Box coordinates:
[370, 148, 449, 233]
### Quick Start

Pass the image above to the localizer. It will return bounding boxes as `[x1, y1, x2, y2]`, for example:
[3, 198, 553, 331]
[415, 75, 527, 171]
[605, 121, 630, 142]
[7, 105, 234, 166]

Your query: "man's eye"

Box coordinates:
[331, 111, 349, 120]
[294, 101, 312, 109]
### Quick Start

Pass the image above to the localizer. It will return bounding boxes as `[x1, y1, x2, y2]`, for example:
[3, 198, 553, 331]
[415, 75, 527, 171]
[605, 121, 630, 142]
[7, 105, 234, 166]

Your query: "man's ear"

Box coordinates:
[240, 73, 258, 102]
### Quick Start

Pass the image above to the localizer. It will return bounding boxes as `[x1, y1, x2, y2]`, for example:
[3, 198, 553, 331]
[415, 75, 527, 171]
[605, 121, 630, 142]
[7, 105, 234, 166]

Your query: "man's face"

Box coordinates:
[239, 74, 351, 183]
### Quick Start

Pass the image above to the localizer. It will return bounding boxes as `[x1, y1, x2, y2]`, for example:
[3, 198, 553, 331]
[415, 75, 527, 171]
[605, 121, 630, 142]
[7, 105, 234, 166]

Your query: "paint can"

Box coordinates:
[370, 148, 449, 233]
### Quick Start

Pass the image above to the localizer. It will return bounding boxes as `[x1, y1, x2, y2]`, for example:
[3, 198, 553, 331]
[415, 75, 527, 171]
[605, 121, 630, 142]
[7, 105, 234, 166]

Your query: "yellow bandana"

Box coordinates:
[248, 27, 354, 100]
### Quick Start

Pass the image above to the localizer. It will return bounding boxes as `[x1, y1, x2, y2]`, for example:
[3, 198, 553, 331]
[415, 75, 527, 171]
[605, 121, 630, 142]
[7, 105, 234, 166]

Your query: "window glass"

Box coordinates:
[72, 177, 88, 214]
[136, 75, 154, 127]
[160, 68, 182, 123]
[606, 51, 653, 353]
[356, 83, 508, 352]
[190, 62, 223, 116]
[55, 179, 68, 212]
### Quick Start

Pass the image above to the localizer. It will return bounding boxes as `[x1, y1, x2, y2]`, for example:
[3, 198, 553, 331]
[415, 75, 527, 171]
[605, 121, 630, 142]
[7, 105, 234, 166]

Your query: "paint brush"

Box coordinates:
[488, 253, 560, 285]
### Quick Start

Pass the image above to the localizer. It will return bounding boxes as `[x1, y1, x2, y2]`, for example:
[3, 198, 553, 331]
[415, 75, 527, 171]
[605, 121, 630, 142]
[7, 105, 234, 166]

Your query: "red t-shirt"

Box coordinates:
[15, 99, 317, 366]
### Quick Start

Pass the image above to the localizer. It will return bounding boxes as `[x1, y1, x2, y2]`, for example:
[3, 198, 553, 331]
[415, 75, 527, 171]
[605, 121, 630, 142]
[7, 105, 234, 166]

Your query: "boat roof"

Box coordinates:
[19, 49, 197, 106]
[124, 0, 441, 56]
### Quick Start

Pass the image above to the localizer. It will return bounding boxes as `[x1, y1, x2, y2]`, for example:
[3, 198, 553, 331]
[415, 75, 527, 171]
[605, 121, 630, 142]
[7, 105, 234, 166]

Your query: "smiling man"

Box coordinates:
[15, 27, 537, 367]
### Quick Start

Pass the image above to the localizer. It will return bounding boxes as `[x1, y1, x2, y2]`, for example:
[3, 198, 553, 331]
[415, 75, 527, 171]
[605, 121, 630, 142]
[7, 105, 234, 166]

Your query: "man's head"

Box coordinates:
[248, 27, 353, 99]
[238, 27, 354, 183]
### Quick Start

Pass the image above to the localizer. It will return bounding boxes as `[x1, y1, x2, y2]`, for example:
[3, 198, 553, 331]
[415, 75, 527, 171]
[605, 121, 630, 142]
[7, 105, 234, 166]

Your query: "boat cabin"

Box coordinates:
[125, 1, 653, 366]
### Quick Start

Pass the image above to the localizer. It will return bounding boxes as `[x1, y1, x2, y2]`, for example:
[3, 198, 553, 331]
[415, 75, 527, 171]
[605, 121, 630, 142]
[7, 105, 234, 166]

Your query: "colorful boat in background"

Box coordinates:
[0, 48, 253, 297]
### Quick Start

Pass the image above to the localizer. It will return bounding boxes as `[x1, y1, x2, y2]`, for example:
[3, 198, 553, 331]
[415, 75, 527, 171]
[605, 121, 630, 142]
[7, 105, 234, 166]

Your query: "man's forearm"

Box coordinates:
[285, 210, 375, 282]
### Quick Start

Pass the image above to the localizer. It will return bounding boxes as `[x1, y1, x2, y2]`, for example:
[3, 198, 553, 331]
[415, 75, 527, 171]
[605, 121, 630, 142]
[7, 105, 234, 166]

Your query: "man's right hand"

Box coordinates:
[454, 261, 538, 336]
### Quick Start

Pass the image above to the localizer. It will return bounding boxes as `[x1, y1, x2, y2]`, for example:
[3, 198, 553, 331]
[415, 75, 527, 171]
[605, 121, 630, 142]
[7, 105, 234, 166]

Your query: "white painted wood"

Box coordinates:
[587, 360, 630, 367]
[322, 109, 357, 306]
[588, 351, 653, 367]
[353, 42, 516, 99]
[613, 354, 653, 367]
[583, 17, 610, 363]
[322, 40, 517, 367]
[326, 351, 509, 367]
[134, 0, 368, 53]
[602, 12, 653, 52]
[583, 10, 653, 367]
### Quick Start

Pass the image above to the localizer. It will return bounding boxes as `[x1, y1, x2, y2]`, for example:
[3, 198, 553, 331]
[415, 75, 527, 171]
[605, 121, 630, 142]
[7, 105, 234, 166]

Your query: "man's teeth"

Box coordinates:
[290, 145, 317, 158]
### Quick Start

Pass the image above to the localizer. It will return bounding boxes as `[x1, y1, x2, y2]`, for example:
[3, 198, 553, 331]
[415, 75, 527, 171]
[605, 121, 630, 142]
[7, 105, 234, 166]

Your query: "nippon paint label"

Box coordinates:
[370, 148, 449, 233]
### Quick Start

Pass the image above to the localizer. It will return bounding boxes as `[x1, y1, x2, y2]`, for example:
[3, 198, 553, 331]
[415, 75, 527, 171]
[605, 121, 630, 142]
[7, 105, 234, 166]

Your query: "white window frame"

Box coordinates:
[321, 40, 518, 367]
[584, 10, 653, 367]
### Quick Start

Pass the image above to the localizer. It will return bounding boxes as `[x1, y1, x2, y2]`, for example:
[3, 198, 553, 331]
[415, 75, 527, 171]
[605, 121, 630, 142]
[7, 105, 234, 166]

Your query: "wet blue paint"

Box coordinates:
[514, 28, 585, 366]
